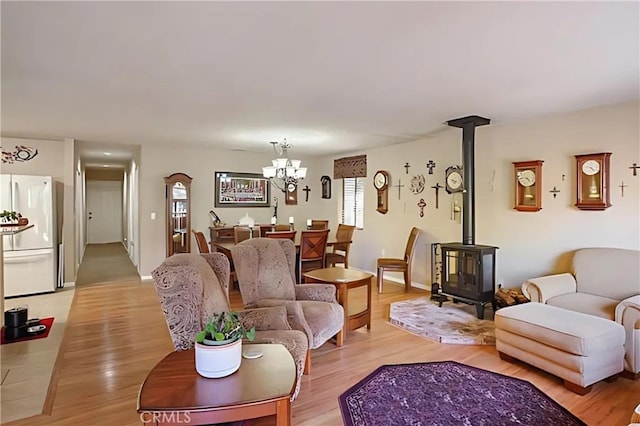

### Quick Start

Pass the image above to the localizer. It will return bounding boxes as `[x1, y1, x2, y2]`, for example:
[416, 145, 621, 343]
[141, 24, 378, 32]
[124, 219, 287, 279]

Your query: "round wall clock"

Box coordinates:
[445, 166, 464, 194]
[374, 171, 388, 190]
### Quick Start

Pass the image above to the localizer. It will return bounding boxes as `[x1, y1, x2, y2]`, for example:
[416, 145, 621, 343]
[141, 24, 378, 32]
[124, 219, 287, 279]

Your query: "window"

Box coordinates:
[342, 177, 365, 229]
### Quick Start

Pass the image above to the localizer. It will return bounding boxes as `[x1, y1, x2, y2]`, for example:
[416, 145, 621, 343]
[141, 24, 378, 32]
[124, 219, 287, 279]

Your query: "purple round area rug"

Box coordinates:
[339, 361, 586, 426]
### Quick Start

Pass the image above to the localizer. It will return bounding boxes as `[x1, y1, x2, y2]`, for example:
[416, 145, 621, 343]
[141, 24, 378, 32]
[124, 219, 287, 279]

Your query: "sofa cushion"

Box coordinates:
[495, 303, 625, 356]
[573, 248, 640, 300]
[547, 292, 618, 320]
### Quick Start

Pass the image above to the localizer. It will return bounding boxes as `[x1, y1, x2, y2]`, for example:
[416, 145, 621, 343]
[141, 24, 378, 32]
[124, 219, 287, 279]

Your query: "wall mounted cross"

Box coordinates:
[431, 183, 443, 208]
[393, 180, 405, 200]
[630, 163, 640, 176]
[302, 185, 311, 202]
[417, 198, 426, 217]
[426, 160, 436, 174]
[404, 162, 410, 174]
[549, 186, 560, 199]
[619, 181, 627, 197]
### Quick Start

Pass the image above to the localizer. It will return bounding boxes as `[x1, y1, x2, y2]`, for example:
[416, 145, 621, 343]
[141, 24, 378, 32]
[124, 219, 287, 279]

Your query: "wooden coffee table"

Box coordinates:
[137, 343, 296, 426]
[303, 267, 373, 346]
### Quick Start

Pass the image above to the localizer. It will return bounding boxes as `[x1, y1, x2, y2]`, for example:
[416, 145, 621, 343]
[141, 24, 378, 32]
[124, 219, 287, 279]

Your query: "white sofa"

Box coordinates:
[522, 248, 640, 377]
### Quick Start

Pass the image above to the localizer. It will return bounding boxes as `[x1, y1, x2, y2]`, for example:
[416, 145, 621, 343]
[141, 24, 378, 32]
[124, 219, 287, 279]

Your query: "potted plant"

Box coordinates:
[0, 210, 25, 226]
[195, 311, 255, 378]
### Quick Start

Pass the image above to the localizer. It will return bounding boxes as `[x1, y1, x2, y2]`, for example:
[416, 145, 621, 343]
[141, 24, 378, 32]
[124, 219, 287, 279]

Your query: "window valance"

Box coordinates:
[334, 155, 367, 179]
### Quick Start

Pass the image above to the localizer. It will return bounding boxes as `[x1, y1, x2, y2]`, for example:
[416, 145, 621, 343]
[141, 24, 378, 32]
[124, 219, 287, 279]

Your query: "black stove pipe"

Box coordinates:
[447, 115, 491, 245]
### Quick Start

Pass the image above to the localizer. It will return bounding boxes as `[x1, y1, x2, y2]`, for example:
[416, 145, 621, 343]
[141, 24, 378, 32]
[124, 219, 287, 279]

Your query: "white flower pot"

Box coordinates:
[195, 338, 242, 378]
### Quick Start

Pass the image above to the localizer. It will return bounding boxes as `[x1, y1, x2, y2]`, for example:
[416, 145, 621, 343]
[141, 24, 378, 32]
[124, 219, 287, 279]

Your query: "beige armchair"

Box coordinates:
[151, 252, 309, 400]
[231, 238, 345, 371]
[522, 248, 640, 377]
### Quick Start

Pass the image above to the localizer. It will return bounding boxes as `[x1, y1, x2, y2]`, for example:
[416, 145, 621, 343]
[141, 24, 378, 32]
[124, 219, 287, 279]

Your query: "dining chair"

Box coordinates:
[298, 229, 330, 279]
[151, 252, 309, 400]
[274, 224, 292, 232]
[376, 227, 420, 293]
[325, 224, 355, 268]
[233, 226, 253, 244]
[310, 220, 329, 230]
[265, 231, 297, 241]
[192, 230, 210, 254]
[259, 225, 274, 238]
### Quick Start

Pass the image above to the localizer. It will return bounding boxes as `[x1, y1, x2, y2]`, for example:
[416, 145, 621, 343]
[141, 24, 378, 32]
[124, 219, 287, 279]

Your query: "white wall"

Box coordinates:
[138, 146, 334, 276]
[136, 101, 639, 283]
[328, 101, 640, 288]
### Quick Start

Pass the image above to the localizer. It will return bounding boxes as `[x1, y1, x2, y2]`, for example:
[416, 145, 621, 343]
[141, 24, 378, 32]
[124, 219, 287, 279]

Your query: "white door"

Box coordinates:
[87, 180, 123, 244]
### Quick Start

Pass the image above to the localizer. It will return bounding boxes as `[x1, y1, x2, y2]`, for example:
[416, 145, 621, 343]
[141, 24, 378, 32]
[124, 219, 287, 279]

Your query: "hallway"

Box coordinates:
[75, 243, 139, 285]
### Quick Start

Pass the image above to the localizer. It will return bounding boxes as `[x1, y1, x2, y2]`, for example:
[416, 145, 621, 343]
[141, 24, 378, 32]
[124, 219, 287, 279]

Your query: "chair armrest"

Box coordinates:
[615, 295, 640, 329]
[521, 273, 577, 303]
[236, 306, 292, 332]
[295, 284, 338, 303]
[256, 299, 313, 343]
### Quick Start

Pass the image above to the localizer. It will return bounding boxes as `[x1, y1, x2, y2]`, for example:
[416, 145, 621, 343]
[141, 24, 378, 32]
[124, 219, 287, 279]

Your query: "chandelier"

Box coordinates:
[262, 139, 307, 192]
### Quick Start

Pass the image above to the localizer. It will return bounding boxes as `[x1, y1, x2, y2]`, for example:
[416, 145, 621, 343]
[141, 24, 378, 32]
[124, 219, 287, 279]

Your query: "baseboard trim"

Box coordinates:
[140, 275, 153, 281]
[349, 267, 428, 291]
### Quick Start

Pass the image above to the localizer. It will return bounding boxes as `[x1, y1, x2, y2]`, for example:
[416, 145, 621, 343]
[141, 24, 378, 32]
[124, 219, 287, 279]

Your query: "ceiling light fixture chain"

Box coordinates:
[262, 138, 307, 192]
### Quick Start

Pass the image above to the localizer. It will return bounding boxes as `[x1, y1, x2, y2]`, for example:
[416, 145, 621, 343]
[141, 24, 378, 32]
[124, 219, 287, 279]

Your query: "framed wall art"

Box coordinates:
[214, 171, 271, 207]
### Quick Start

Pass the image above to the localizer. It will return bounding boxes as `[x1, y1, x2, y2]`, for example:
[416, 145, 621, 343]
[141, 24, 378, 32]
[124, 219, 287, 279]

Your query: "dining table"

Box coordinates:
[212, 235, 350, 283]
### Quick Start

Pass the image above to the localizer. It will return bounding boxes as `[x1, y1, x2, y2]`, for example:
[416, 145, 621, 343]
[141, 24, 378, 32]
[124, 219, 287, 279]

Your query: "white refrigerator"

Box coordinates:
[1, 174, 57, 297]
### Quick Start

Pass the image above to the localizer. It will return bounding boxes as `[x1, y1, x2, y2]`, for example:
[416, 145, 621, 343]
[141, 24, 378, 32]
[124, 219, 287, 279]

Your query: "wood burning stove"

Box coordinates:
[436, 115, 498, 319]
[438, 243, 497, 319]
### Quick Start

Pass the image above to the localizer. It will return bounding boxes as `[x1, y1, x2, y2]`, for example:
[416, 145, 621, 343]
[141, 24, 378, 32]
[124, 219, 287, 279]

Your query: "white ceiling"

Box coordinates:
[2, 1, 638, 163]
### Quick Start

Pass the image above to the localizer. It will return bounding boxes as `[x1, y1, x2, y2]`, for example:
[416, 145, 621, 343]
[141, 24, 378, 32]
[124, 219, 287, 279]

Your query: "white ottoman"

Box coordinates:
[495, 303, 625, 394]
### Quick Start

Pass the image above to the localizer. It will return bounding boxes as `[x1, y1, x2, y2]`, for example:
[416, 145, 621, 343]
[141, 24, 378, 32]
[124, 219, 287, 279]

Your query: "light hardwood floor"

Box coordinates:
[3, 278, 639, 425]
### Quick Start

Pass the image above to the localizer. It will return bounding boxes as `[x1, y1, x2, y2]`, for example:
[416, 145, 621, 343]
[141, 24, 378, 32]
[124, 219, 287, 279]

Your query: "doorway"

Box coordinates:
[86, 180, 123, 244]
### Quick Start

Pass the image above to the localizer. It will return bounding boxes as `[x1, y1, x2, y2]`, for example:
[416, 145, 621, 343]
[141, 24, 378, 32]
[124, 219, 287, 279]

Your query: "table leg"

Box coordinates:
[366, 277, 372, 330]
[338, 284, 348, 346]
[276, 398, 291, 426]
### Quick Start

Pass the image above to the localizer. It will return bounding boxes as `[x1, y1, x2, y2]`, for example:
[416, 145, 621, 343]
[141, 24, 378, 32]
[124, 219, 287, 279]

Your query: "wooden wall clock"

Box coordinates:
[373, 170, 390, 214]
[513, 160, 543, 212]
[285, 182, 298, 205]
[575, 152, 611, 210]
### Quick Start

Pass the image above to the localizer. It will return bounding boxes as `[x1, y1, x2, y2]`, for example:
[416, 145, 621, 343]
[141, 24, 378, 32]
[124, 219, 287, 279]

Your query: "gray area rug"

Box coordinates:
[389, 297, 495, 345]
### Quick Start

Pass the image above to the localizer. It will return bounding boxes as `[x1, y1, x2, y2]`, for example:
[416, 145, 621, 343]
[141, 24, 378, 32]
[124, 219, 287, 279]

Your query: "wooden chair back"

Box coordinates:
[265, 231, 297, 241]
[259, 225, 274, 237]
[404, 227, 420, 263]
[310, 220, 329, 230]
[332, 224, 355, 253]
[192, 230, 210, 254]
[274, 224, 292, 232]
[299, 229, 330, 278]
[234, 226, 253, 244]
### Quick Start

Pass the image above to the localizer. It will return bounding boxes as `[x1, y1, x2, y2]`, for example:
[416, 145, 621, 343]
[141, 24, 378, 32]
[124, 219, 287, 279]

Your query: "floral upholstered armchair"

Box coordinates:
[231, 238, 344, 372]
[151, 252, 308, 400]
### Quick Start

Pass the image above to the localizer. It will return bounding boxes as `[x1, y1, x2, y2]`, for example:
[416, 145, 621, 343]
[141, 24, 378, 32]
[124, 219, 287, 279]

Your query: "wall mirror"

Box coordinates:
[164, 172, 193, 257]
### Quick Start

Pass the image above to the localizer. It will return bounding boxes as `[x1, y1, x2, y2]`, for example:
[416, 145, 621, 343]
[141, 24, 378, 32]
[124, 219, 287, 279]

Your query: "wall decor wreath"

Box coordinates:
[2, 145, 39, 164]
[410, 174, 425, 194]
